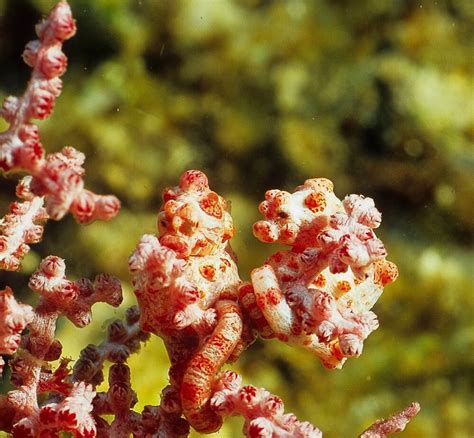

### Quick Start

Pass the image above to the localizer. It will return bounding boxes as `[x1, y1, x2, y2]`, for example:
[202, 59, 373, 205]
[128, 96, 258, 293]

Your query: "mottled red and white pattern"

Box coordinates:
[211, 370, 322, 438]
[245, 178, 399, 369]
[129, 170, 420, 437]
[130, 170, 245, 434]
[0, 2, 421, 436]
[0, 0, 119, 258]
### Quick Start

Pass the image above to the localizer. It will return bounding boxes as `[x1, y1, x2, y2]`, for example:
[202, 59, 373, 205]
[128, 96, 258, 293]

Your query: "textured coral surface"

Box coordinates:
[1, 8, 469, 434]
[128, 169, 408, 436]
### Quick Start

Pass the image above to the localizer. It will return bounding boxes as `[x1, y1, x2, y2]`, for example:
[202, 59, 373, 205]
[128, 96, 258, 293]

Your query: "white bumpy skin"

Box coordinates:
[246, 178, 398, 368]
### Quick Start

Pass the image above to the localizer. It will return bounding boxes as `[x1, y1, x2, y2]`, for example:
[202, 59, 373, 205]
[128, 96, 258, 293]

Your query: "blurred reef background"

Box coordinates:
[0, 0, 473, 436]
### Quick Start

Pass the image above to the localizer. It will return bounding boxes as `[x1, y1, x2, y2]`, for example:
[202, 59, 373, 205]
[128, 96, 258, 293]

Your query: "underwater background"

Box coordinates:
[0, 0, 473, 436]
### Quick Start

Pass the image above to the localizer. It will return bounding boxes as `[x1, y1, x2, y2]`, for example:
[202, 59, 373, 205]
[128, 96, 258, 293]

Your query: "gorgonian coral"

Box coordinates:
[0, 2, 419, 437]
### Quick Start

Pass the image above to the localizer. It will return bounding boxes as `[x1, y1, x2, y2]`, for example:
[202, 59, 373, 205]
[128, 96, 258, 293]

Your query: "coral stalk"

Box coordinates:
[0, 1, 119, 229]
[359, 402, 421, 437]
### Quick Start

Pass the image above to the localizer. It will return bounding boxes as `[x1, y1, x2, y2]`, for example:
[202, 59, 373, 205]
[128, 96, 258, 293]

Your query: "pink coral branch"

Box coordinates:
[92, 364, 190, 437]
[211, 370, 322, 438]
[0, 1, 73, 173]
[0, 178, 48, 271]
[0, 287, 34, 357]
[0, 1, 75, 173]
[359, 402, 421, 437]
[0, 254, 123, 435]
[11, 381, 97, 438]
[0, 1, 120, 224]
[28, 256, 122, 328]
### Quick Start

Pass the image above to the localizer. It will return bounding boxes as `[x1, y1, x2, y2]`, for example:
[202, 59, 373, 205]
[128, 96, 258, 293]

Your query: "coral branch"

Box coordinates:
[138, 385, 190, 438]
[359, 402, 421, 437]
[0, 287, 34, 357]
[0, 1, 74, 173]
[211, 370, 322, 438]
[0, 254, 123, 435]
[73, 306, 149, 386]
[0, 2, 423, 436]
[92, 363, 140, 437]
[11, 381, 97, 438]
[0, 178, 47, 271]
[0, 1, 119, 224]
[29, 256, 123, 328]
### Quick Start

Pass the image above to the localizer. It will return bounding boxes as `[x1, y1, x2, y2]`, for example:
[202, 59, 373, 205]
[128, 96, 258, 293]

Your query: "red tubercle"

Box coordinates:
[163, 199, 179, 216]
[330, 341, 345, 363]
[374, 260, 399, 286]
[222, 228, 235, 242]
[281, 224, 297, 240]
[39, 47, 68, 79]
[0, 96, 20, 123]
[290, 321, 303, 336]
[258, 200, 271, 216]
[18, 124, 40, 142]
[276, 333, 289, 342]
[199, 192, 223, 219]
[238, 385, 257, 404]
[61, 282, 78, 302]
[34, 3, 76, 45]
[11, 424, 34, 438]
[219, 289, 237, 301]
[162, 189, 177, 203]
[193, 239, 208, 251]
[265, 394, 284, 415]
[255, 293, 267, 310]
[336, 280, 351, 294]
[39, 406, 57, 424]
[304, 191, 327, 213]
[57, 408, 77, 427]
[76, 428, 96, 438]
[39, 255, 65, 277]
[248, 422, 271, 438]
[269, 252, 283, 264]
[28, 89, 55, 120]
[0, 237, 8, 252]
[180, 170, 209, 191]
[312, 274, 326, 288]
[159, 235, 189, 255]
[286, 257, 299, 270]
[238, 283, 254, 298]
[252, 221, 275, 242]
[22, 40, 40, 67]
[16, 141, 45, 170]
[199, 264, 216, 281]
